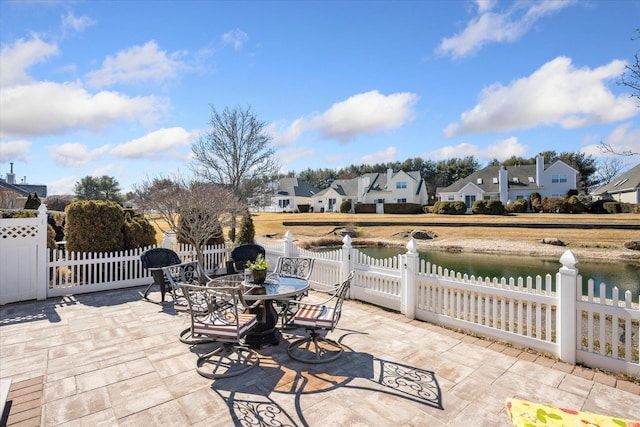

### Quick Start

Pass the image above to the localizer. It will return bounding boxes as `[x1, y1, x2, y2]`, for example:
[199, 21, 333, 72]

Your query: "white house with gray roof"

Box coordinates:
[310, 169, 429, 213]
[591, 162, 640, 204]
[437, 155, 578, 210]
[268, 177, 320, 212]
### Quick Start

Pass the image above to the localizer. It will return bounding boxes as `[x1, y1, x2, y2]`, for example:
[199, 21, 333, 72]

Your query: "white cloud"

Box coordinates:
[311, 91, 418, 142]
[355, 146, 399, 165]
[221, 29, 248, 50]
[61, 11, 95, 34]
[1, 81, 167, 138]
[582, 122, 640, 157]
[110, 127, 197, 159]
[48, 142, 110, 167]
[273, 91, 418, 146]
[268, 118, 307, 147]
[0, 36, 59, 87]
[444, 57, 636, 137]
[426, 137, 528, 162]
[85, 40, 185, 88]
[485, 136, 528, 160]
[46, 175, 78, 196]
[0, 140, 31, 162]
[437, 0, 575, 59]
[277, 146, 316, 172]
[426, 142, 481, 160]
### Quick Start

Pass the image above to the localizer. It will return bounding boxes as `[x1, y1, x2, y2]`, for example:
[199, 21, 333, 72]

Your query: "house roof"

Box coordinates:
[438, 164, 542, 193]
[592, 162, 640, 195]
[275, 178, 319, 198]
[0, 181, 48, 198]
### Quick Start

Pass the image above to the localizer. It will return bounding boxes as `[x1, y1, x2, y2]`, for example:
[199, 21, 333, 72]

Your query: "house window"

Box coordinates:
[512, 177, 519, 183]
[516, 195, 524, 200]
[374, 198, 385, 203]
[447, 195, 454, 201]
[397, 198, 407, 203]
[465, 195, 476, 207]
[552, 174, 567, 183]
[278, 199, 290, 208]
[528, 176, 535, 183]
[492, 177, 498, 184]
[328, 198, 336, 210]
[396, 181, 407, 189]
[476, 178, 483, 184]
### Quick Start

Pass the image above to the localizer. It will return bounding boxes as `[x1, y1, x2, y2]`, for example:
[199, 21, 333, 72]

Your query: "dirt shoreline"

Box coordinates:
[292, 235, 640, 263]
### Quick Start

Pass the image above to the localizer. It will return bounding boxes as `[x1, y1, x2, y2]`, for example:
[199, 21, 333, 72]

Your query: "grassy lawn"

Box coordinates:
[252, 212, 640, 247]
[147, 211, 640, 258]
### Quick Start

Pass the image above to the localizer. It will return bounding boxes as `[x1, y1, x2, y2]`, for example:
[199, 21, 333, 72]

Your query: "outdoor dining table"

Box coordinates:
[208, 273, 309, 348]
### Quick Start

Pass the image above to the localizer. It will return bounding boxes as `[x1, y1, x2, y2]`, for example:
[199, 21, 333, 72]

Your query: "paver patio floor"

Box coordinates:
[1, 287, 639, 426]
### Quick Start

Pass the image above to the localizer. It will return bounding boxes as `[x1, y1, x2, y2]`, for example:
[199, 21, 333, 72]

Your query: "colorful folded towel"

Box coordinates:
[505, 398, 640, 427]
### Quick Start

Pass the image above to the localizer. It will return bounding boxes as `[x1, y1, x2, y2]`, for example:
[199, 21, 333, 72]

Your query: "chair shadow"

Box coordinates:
[209, 332, 442, 426]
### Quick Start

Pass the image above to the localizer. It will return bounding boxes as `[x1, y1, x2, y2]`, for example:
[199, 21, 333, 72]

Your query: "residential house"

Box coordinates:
[310, 169, 429, 213]
[591, 162, 640, 204]
[437, 155, 578, 210]
[0, 163, 47, 209]
[269, 178, 320, 212]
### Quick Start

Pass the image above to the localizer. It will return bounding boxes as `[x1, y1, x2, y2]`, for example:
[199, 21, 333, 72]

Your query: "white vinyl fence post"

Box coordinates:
[284, 231, 295, 257]
[342, 234, 353, 296]
[558, 250, 579, 364]
[36, 204, 48, 300]
[403, 239, 418, 319]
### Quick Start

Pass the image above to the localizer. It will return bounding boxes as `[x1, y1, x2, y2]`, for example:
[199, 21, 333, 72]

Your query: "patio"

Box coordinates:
[1, 286, 639, 426]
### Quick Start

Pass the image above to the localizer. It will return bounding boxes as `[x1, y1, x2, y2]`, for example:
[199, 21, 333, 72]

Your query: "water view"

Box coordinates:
[355, 247, 640, 301]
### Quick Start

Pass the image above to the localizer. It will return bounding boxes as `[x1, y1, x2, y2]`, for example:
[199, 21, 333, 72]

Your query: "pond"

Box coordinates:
[350, 246, 640, 301]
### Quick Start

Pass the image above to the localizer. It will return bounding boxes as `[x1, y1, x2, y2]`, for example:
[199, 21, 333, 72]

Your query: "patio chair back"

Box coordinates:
[229, 244, 266, 272]
[140, 248, 182, 302]
[273, 257, 314, 280]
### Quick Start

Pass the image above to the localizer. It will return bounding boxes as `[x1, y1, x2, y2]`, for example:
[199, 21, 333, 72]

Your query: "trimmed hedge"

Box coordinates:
[433, 201, 467, 215]
[383, 203, 423, 214]
[472, 200, 505, 215]
[354, 203, 377, 213]
[65, 200, 125, 253]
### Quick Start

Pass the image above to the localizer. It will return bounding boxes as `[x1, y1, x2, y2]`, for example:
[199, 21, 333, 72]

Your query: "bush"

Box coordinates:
[566, 195, 585, 213]
[383, 203, 423, 214]
[603, 202, 622, 214]
[541, 197, 569, 213]
[530, 192, 542, 213]
[65, 200, 125, 253]
[177, 208, 225, 246]
[354, 203, 376, 213]
[433, 201, 467, 214]
[506, 199, 528, 213]
[585, 199, 608, 214]
[340, 200, 352, 213]
[123, 215, 156, 249]
[472, 200, 505, 215]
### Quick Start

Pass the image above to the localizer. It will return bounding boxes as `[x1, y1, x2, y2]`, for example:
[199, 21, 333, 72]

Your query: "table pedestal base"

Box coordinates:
[246, 300, 281, 348]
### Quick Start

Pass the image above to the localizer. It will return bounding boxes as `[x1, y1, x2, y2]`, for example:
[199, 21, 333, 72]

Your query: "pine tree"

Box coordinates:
[235, 209, 255, 245]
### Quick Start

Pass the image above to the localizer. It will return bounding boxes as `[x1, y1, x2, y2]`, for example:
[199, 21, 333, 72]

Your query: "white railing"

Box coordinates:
[1, 208, 638, 377]
[259, 232, 639, 377]
[47, 244, 229, 297]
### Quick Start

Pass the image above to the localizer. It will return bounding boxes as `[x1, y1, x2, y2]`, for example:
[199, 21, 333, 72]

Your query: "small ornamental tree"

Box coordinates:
[24, 193, 41, 209]
[235, 209, 256, 245]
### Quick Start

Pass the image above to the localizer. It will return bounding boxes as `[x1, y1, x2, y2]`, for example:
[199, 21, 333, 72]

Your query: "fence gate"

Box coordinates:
[0, 205, 48, 304]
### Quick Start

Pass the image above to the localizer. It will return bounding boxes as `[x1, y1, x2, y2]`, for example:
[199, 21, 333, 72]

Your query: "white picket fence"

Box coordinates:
[261, 232, 640, 378]
[1, 209, 638, 377]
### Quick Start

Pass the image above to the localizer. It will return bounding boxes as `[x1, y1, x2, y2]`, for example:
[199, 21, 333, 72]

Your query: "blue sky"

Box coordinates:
[1, 0, 639, 195]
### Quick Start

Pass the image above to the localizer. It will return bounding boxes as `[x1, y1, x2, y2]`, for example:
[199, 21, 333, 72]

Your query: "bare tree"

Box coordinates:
[191, 105, 280, 239]
[600, 29, 640, 156]
[133, 174, 244, 268]
[191, 105, 280, 199]
[596, 158, 625, 185]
